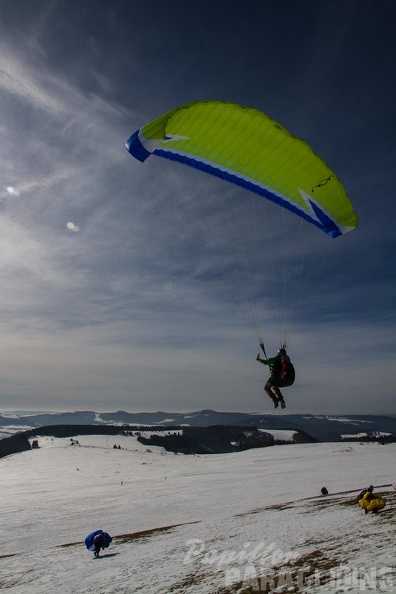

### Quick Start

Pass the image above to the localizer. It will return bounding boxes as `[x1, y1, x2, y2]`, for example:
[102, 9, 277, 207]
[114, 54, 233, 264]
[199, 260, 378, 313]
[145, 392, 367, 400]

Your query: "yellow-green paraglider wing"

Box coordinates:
[126, 100, 357, 238]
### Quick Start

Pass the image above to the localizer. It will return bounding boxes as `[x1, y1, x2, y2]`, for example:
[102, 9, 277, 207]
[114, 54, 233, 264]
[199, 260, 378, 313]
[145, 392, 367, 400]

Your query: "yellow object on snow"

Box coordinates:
[358, 492, 386, 512]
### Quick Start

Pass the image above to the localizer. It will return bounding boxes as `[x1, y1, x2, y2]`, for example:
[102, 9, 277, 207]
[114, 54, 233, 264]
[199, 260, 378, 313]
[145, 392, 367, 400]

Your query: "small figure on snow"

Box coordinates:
[93, 531, 107, 557]
[357, 485, 386, 514]
[85, 529, 113, 557]
[256, 345, 295, 409]
[321, 486, 329, 496]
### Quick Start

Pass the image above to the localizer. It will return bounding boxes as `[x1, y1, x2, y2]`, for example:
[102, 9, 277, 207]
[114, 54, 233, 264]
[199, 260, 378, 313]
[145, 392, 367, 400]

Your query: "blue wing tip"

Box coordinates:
[126, 130, 151, 163]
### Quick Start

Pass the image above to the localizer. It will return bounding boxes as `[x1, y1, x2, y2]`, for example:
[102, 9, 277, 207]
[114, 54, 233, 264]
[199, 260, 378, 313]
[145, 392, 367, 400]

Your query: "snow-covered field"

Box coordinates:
[1, 433, 395, 593]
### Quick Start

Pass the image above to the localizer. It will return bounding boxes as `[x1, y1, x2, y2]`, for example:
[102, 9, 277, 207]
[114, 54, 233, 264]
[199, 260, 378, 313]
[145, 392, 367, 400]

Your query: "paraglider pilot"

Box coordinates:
[357, 485, 386, 514]
[256, 345, 295, 409]
[93, 531, 107, 557]
[85, 529, 112, 557]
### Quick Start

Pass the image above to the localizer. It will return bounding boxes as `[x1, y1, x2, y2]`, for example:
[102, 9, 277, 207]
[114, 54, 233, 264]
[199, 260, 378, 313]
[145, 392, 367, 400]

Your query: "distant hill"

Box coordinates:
[1, 409, 396, 442]
[137, 426, 318, 454]
[0, 423, 317, 458]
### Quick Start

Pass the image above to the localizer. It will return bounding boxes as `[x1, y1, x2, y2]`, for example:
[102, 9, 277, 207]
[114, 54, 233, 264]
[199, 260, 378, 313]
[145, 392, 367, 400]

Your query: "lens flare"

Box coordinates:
[5, 186, 20, 197]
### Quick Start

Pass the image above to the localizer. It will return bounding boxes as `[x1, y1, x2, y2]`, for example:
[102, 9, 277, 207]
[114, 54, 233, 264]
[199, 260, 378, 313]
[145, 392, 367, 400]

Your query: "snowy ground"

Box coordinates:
[1, 433, 395, 593]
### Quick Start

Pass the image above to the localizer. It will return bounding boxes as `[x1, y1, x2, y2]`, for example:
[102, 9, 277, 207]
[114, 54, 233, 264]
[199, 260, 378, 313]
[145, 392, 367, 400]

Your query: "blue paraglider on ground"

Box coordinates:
[85, 530, 112, 551]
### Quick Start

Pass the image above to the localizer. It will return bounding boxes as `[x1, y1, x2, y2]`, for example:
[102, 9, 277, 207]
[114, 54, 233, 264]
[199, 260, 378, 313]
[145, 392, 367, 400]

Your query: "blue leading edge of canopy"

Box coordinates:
[158, 151, 342, 238]
[125, 132, 342, 238]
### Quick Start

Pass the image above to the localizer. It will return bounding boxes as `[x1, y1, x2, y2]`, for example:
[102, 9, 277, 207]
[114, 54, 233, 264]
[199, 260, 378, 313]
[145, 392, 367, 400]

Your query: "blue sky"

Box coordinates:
[0, 0, 394, 414]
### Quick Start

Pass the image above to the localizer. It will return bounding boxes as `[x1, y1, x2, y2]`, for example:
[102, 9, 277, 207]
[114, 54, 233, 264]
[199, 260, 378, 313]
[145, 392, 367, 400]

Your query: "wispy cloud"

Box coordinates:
[0, 0, 394, 414]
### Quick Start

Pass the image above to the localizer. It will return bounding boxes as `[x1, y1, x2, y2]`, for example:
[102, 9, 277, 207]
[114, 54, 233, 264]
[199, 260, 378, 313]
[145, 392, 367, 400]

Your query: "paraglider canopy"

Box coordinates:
[126, 100, 358, 348]
[85, 529, 112, 551]
[126, 100, 358, 238]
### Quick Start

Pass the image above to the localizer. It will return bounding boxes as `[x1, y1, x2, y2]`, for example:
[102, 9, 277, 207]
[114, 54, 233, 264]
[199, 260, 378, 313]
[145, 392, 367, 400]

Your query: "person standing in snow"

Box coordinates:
[93, 531, 107, 557]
